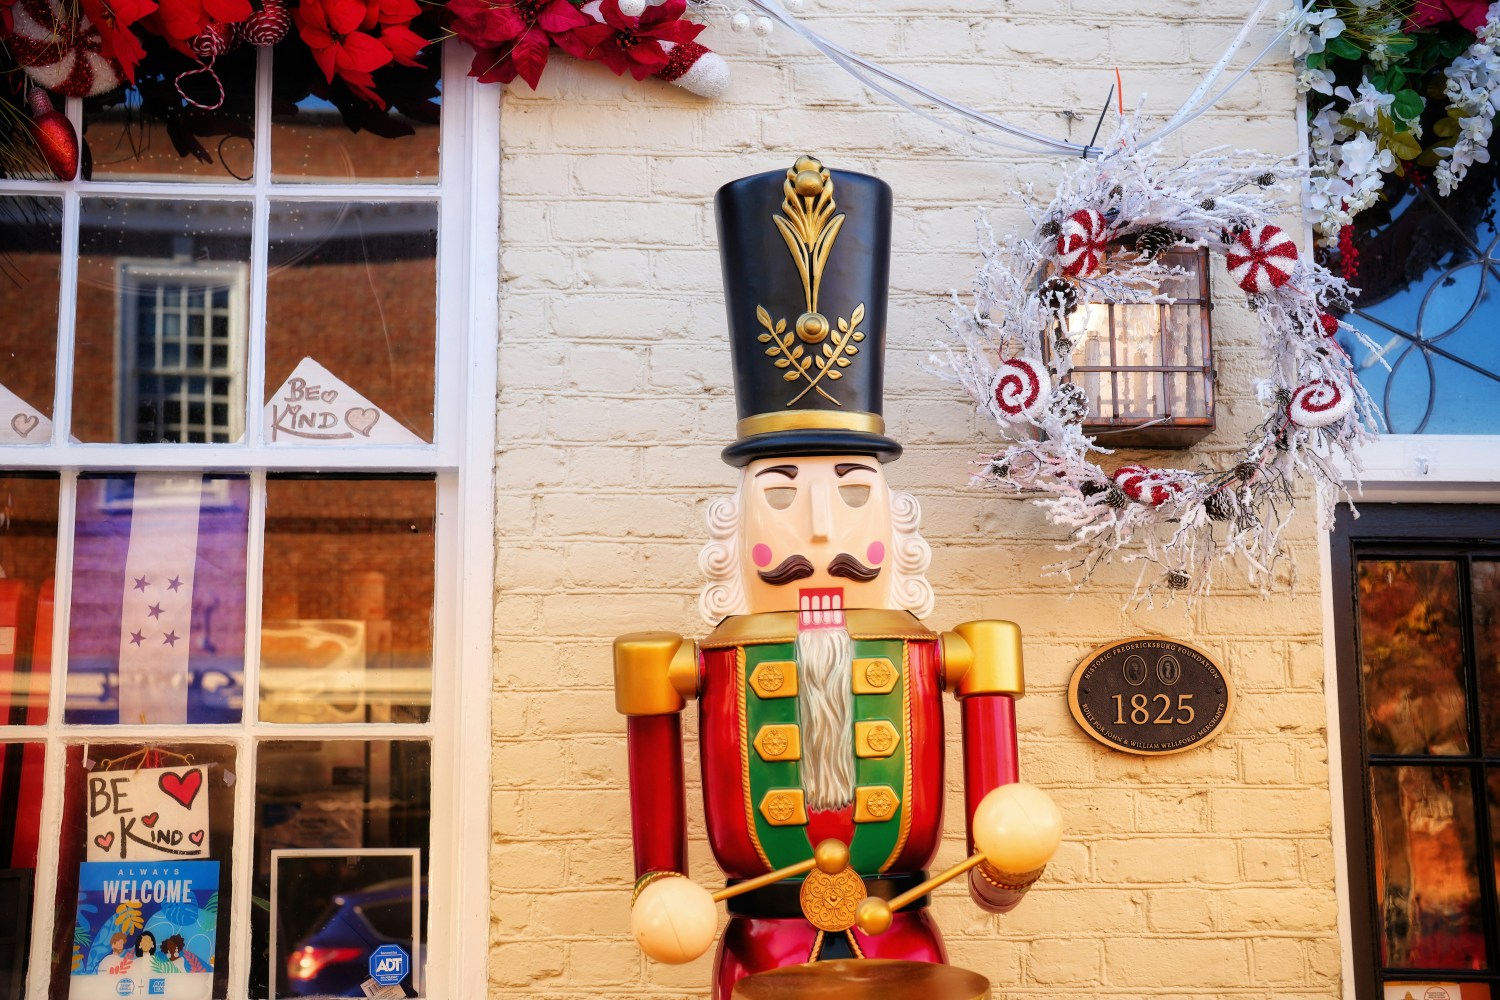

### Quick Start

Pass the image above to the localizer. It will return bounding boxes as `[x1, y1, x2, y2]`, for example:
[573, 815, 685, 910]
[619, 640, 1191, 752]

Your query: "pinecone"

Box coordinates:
[1203, 492, 1233, 522]
[1053, 331, 1074, 357]
[1080, 480, 1109, 498]
[1038, 217, 1062, 239]
[1274, 387, 1293, 408]
[1166, 570, 1191, 591]
[1234, 461, 1258, 482]
[1039, 275, 1079, 315]
[1199, 198, 1216, 211]
[988, 461, 1010, 479]
[1050, 383, 1090, 425]
[1132, 226, 1182, 262]
[1105, 486, 1130, 509]
[1255, 171, 1277, 187]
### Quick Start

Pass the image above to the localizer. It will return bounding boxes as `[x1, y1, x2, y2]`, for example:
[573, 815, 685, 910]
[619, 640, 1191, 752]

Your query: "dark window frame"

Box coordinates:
[1332, 502, 1500, 997]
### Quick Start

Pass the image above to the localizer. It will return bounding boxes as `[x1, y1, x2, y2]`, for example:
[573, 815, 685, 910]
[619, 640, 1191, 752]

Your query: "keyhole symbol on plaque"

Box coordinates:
[1156, 654, 1182, 686]
[1122, 654, 1148, 687]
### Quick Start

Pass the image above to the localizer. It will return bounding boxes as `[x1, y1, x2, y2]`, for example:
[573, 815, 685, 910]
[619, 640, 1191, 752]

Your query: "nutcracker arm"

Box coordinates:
[615, 632, 700, 880]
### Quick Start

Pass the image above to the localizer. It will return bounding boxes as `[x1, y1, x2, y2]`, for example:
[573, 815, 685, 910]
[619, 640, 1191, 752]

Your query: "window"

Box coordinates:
[0, 41, 496, 1000]
[1332, 505, 1500, 998]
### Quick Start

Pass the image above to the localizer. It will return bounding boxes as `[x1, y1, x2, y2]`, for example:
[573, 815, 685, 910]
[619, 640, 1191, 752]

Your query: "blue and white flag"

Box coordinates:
[69, 474, 249, 725]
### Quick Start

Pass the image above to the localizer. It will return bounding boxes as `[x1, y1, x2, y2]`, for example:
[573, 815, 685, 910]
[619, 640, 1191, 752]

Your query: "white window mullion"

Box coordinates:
[51, 170, 81, 448]
[25, 468, 77, 1000]
[224, 732, 256, 1000]
[246, 44, 273, 450]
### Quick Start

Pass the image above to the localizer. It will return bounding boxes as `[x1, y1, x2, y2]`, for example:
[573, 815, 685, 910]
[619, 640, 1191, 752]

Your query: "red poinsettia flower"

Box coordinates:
[561, 0, 703, 81]
[449, 0, 589, 87]
[147, 0, 251, 49]
[294, 0, 393, 85]
[81, 0, 155, 81]
[1408, 0, 1493, 31]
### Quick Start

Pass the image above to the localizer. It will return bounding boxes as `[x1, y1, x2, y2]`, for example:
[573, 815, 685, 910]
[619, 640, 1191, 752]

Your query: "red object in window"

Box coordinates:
[286, 945, 364, 981]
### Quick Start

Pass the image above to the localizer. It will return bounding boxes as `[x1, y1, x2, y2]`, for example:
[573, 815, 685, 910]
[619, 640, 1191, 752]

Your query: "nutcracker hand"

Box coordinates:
[631, 874, 718, 965]
[972, 782, 1064, 876]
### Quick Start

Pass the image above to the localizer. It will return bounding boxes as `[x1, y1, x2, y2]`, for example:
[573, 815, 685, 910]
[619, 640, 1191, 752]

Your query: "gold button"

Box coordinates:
[854, 785, 899, 823]
[759, 789, 808, 827]
[852, 657, 898, 695]
[854, 720, 900, 759]
[750, 660, 798, 699]
[753, 724, 802, 762]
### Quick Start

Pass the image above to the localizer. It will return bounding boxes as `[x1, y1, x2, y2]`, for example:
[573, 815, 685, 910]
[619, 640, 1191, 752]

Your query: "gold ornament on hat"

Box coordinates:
[755, 155, 867, 407]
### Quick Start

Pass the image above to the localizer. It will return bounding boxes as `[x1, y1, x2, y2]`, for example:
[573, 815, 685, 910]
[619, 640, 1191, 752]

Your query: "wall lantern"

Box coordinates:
[1058, 247, 1214, 449]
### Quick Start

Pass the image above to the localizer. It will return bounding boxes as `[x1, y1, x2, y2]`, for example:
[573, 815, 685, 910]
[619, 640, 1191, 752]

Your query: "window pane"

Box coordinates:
[73, 198, 251, 444]
[265, 202, 436, 444]
[67, 473, 249, 725]
[260, 477, 434, 724]
[1372, 765, 1486, 970]
[269, 43, 441, 183]
[1358, 560, 1468, 755]
[1477, 561, 1500, 754]
[0, 743, 45, 999]
[1385, 984, 1494, 1000]
[81, 44, 258, 183]
[0, 196, 62, 445]
[0, 474, 59, 724]
[251, 739, 430, 998]
[48, 743, 236, 1000]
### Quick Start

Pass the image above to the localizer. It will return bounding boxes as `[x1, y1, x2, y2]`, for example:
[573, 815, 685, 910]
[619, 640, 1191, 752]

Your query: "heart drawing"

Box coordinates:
[10, 413, 38, 438]
[345, 407, 379, 436]
[94, 832, 114, 851]
[189, 830, 205, 846]
[141, 812, 158, 828]
[159, 769, 203, 809]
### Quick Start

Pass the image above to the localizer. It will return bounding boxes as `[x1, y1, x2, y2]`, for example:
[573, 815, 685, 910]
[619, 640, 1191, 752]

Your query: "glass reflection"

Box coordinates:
[1358, 560, 1468, 755]
[73, 199, 251, 444]
[66, 474, 249, 725]
[1371, 766, 1485, 969]
[259, 477, 434, 723]
[82, 42, 258, 183]
[0, 196, 62, 444]
[1477, 562, 1500, 754]
[0, 474, 59, 725]
[47, 743, 236, 1000]
[265, 202, 436, 443]
[250, 740, 430, 999]
[0, 742, 44, 999]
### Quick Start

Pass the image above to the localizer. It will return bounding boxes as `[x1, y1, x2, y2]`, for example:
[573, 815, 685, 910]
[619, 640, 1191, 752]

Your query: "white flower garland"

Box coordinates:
[931, 121, 1383, 606]
[1436, 3, 1500, 195]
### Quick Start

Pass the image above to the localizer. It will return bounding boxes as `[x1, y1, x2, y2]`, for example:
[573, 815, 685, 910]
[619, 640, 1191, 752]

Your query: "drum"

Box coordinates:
[731, 959, 990, 999]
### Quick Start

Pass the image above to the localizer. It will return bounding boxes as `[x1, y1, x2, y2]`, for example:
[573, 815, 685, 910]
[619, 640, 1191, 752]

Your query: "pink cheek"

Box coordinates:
[866, 541, 885, 565]
[752, 543, 773, 568]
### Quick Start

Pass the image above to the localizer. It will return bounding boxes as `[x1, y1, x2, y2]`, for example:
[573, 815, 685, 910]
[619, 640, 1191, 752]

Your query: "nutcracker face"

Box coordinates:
[738, 454, 895, 615]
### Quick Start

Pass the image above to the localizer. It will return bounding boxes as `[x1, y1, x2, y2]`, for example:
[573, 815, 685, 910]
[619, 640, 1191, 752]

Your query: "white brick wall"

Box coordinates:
[491, 2, 1339, 994]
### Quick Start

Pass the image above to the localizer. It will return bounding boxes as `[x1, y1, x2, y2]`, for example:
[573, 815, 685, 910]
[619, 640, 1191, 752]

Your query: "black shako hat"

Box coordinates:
[715, 156, 901, 467]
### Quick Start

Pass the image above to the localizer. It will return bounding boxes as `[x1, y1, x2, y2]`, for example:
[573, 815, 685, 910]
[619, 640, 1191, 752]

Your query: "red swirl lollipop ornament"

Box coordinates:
[992, 357, 1051, 422]
[1287, 379, 1355, 428]
[1112, 465, 1182, 507]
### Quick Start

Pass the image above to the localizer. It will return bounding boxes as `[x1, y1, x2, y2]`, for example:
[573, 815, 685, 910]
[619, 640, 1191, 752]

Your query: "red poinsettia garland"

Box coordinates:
[562, 0, 703, 81]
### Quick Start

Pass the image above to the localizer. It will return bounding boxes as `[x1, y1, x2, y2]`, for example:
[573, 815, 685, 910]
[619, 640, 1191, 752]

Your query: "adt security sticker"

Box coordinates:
[369, 944, 409, 986]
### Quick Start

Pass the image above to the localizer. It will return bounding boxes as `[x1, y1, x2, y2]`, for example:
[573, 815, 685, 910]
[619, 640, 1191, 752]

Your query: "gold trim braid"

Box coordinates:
[736, 410, 885, 438]
[703, 609, 935, 649]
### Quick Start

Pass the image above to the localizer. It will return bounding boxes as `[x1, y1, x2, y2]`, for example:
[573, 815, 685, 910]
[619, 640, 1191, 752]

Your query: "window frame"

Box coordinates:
[0, 39, 498, 1000]
[1329, 503, 1500, 998]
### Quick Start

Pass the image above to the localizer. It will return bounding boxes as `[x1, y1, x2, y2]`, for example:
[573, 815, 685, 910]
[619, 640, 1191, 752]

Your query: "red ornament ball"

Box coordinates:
[1317, 312, 1340, 337]
[1056, 208, 1110, 278]
[1226, 223, 1298, 294]
[241, 0, 291, 46]
[25, 88, 79, 181]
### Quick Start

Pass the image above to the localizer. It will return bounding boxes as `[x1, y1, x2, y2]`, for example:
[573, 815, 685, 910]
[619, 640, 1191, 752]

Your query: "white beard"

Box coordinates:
[796, 626, 856, 811]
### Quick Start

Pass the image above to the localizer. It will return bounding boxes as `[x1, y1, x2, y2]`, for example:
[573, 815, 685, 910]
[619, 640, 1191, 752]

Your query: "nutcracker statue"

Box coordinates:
[614, 157, 1064, 998]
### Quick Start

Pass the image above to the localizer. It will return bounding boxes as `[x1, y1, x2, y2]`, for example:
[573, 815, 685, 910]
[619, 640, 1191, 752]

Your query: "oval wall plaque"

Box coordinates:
[1067, 637, 1233, 755]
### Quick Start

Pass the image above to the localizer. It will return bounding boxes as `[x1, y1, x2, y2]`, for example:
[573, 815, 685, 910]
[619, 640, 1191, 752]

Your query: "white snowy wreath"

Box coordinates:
[933, 120, 1382, 604]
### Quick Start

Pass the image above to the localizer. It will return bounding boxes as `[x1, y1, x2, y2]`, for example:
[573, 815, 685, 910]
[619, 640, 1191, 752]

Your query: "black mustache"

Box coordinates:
[758, 555, 815, 585]
[827, 552, 881, 581]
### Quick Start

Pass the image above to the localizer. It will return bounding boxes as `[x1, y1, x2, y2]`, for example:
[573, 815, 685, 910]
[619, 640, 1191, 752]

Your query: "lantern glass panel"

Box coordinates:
[1059, 248, 1214, 448]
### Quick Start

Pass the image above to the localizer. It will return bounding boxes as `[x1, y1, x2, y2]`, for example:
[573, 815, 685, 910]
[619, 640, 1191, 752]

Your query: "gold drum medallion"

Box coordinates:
[799, 866, 866, 932]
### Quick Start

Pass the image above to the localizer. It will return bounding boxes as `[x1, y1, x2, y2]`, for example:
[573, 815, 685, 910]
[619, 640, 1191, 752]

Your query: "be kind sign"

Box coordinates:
[87, 766, 209, 862]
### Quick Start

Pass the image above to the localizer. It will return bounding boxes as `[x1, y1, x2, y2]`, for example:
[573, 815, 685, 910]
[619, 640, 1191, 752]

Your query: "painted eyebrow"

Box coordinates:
[835, 463, 877, 477]
[755, 465, 799, 479]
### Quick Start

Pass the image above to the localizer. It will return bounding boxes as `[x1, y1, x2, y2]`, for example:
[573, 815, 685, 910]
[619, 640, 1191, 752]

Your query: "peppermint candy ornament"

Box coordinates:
[992, 357, 1051, 422]
[190, 20, 238, 58]
[1287, 379, 1355, 428]
[1112, 465, 1181, 507]
[1056, 208, 1110, 278]
[240, 0, 291, 45]
[8, 0, 122, 97]
[1226, 223, 1298, 294]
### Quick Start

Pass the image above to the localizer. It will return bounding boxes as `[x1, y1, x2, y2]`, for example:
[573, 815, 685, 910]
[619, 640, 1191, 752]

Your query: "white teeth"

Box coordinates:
[800, 595, 810, 611]
[832, 594, 843, 610]
[819, 595, 829, 610]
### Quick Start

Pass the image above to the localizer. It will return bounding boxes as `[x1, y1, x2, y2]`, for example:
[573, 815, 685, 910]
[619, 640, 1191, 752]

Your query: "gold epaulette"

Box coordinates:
[940, 620, 1025, 698]
[614, 631, 699, 715]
